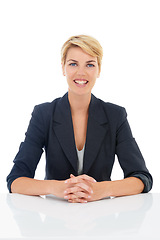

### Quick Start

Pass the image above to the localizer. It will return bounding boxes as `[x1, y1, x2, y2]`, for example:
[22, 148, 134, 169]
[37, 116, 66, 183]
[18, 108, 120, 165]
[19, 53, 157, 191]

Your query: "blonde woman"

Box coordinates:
[7, 35, 153, 203]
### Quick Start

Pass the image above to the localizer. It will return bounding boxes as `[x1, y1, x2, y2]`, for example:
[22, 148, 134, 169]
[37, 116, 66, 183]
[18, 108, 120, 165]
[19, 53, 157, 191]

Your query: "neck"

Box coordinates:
[68, 90, 91, 114]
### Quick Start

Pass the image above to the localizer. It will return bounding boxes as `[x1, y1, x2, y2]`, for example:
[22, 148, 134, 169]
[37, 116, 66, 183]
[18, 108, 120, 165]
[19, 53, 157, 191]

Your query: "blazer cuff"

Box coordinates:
[131, 173, 153, 193]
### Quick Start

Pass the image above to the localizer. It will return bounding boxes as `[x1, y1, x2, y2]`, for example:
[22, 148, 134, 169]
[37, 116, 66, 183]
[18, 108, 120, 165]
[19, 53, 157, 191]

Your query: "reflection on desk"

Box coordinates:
[0, 193, 159, 240]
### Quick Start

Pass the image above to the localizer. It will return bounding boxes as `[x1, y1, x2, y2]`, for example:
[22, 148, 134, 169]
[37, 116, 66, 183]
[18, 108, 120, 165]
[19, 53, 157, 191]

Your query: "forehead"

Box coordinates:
[66, 47, 97, 62]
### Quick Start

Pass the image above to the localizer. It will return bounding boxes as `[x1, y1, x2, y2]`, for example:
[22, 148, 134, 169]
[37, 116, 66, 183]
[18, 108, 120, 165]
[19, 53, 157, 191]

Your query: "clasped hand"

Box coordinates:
[63, 174, 106, 203]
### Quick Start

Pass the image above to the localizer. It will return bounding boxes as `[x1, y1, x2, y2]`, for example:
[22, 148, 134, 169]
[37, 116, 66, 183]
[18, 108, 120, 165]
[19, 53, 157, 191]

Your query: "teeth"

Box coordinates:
[75, 80, 87, 85]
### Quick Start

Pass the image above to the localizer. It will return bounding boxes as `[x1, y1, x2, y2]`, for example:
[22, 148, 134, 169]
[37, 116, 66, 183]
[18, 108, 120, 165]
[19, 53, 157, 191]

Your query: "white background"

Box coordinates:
[0, 0, 159, 193]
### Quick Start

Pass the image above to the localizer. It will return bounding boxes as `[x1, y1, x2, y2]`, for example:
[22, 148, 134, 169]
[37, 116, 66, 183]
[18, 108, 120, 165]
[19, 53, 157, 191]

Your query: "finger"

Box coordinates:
[64, 192, 90, 200]
[65, 174, 96, 184]
[70, 174, 75, 178]
[64, 187, 91, 199]
[64, 177, 93, 195]
[65, 194, 88, 203]
[75, 182, 93, 194]
[65, 177, 79, 184]
[64, 186, 82, 194]
[65, 178, 94, 194]
[64, 174, 76, 185]
[79, 174, 97, 183]
[68, 198, 88, 203]
[64, 193, 78, 200]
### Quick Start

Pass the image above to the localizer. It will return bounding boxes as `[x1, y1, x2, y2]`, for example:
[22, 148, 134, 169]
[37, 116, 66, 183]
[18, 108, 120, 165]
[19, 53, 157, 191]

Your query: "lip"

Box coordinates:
[74, 78, 88, 81]
[73, 79, 89, 88]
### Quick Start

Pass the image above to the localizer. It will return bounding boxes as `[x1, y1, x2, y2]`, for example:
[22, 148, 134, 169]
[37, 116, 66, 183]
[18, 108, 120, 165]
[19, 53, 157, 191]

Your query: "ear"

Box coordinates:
[61, 62, 65, 76]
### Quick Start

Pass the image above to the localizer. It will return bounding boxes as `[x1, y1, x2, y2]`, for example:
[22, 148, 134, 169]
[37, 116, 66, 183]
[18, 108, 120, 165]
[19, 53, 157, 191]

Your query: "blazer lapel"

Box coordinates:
[52, 93, 108, 175]
[83, 94, 108, 174]
[52, 93, 78, 173]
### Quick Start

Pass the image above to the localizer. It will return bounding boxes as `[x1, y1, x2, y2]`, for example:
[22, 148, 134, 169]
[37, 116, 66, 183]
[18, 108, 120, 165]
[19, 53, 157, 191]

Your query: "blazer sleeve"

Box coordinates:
[115, 108, 153, 193]
[6, 105, 46, 192]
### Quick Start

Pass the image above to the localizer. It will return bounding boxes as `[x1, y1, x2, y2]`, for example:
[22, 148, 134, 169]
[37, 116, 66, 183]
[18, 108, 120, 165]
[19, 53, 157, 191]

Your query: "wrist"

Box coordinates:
[48, 180, 66, 198]
[98, 181, 112, 199]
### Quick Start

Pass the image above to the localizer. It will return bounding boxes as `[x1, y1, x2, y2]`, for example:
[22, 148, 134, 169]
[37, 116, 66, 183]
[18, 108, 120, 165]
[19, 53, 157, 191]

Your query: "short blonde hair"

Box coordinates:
[61, 35, 103, 72]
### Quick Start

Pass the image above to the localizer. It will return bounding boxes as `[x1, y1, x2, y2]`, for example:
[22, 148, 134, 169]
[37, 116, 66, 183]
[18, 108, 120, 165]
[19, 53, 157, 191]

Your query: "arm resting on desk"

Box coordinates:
[64, 176, 145, 203]
[11, 177, 66, 198]
[11, 175, 96, 203]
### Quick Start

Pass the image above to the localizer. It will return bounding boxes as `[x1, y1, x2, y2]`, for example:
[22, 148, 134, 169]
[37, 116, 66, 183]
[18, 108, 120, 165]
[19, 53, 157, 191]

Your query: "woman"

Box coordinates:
[7, 35, 153, 203]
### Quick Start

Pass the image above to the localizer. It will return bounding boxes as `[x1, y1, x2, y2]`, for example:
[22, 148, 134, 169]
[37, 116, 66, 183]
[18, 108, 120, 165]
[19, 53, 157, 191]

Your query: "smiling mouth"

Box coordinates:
[74, 79, 89, 85]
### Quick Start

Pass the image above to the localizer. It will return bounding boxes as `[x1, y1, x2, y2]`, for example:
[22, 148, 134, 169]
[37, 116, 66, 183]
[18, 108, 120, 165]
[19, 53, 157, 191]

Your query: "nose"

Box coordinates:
[76, 66, 86, 76]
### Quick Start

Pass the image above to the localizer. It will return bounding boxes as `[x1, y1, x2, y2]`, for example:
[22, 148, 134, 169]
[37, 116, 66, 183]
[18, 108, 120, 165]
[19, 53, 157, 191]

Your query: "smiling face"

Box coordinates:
[62, 47, 100, 97]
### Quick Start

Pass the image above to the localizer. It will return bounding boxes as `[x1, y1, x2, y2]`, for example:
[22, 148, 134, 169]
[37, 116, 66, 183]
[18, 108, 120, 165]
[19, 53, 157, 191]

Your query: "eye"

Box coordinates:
[87, 64, 95, 67]
[69, 63, 77, 66]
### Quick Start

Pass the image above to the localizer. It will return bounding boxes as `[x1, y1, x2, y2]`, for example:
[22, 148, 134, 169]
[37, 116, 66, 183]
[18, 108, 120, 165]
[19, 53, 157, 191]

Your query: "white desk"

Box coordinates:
[0, 193, 159, 240]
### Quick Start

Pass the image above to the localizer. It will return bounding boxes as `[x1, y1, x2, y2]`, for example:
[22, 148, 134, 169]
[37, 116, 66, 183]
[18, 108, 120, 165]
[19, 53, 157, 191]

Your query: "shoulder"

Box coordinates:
[31, 96, 61, 122]
[96, 96, 127, 117]
[34, 97, 61, 112]
[92, 95, 127, 126]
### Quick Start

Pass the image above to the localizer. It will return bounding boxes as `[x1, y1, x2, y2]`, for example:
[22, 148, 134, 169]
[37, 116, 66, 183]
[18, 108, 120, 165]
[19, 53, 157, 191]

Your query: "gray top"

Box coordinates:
[76, 145, 85, 175]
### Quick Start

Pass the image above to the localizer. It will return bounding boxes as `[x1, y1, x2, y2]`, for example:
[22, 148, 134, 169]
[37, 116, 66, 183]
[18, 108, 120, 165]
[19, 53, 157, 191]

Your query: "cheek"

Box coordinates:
[90, 69, 99, 79]
[65, 67, 75, 78]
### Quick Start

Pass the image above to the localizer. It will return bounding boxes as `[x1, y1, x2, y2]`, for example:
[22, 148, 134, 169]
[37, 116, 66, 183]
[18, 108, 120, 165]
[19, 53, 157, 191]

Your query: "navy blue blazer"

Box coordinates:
[7, 93, 153, 193]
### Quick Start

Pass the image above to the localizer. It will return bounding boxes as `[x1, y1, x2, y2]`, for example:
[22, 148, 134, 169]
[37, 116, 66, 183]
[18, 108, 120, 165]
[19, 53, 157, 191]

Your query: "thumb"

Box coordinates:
[70, 174, 75, 178]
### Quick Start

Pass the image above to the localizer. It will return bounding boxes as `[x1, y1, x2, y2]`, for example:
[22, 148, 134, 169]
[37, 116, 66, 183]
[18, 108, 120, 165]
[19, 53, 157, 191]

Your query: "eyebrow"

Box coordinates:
[67, 59, 78, 62]
[67, 59, 97, 63]
[86, 60, 97, 63]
